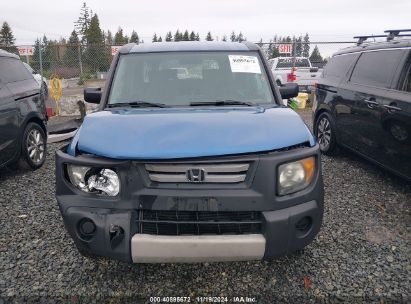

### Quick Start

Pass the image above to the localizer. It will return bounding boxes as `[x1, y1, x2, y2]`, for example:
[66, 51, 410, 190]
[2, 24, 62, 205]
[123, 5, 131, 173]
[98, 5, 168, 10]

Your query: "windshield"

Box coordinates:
[276, 57, 310, 68]
[108, 51, 274, 106]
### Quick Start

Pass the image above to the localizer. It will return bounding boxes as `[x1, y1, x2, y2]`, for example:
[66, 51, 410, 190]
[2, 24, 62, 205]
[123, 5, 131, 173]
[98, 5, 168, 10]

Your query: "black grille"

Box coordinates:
[137, 210, 262, 236]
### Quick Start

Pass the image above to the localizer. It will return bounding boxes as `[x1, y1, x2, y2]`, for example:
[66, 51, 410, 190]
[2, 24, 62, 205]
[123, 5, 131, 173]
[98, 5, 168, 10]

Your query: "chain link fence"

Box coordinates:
[1, 41, 356, 81]
[0, 41, 356, 115]
[256, 41, 356, 68]
[0, 44, 115, 82]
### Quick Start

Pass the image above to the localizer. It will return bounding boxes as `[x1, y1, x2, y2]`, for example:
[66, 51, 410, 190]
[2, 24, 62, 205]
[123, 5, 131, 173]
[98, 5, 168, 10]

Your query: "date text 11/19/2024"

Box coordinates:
[149, 296, 257, 303]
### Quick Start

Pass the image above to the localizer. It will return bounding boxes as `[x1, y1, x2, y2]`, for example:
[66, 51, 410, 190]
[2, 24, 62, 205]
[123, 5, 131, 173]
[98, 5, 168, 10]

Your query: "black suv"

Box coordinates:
[313, 29, 411, 181]
[0, 49, 47, 170]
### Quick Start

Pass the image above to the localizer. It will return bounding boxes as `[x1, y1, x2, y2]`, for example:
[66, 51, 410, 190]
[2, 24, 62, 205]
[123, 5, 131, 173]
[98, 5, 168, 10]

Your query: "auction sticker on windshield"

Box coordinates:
[229, 55, 261, 74]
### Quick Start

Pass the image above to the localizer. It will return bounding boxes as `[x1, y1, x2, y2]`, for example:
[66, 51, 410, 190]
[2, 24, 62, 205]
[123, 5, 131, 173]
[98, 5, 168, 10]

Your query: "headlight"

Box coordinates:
[67, 165, 120, 196]
[278, 157, 315, 195]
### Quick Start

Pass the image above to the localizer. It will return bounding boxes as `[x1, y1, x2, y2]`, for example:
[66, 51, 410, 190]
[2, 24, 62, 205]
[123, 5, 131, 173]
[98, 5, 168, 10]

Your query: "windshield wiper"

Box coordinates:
[190, 100, 255, 107]
[107, 101, 168, 108]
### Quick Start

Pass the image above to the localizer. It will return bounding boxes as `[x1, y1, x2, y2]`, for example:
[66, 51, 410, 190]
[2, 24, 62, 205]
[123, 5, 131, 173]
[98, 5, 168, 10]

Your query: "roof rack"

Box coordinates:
[384, 29, 411, 41]
[354, 29, 411, 45]
[353, 35, 387, 45]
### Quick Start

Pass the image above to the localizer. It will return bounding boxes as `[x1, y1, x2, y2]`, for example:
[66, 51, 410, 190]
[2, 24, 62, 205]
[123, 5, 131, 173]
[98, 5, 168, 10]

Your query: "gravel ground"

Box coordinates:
[0, 108, 410, 303]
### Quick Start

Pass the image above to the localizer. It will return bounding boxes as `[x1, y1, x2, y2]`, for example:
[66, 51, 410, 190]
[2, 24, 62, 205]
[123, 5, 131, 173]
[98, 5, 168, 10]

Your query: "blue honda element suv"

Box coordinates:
[55, 42, 324, 263]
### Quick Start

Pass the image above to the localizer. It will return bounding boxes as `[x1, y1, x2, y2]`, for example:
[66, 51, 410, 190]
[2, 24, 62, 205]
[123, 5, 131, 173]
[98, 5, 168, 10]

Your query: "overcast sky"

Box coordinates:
[2, 0, 410, 56]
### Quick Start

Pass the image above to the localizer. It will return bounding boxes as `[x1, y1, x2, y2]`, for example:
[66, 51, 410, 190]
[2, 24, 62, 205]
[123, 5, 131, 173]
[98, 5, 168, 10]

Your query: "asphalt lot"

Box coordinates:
[0, 108, 410, 303]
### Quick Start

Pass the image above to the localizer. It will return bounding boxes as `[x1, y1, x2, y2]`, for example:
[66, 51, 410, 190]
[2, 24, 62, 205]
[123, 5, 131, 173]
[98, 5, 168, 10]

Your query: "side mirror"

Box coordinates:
[310, 67, 319, 73]
[279, 83, 299, 99]
[84, 88, 102, 104]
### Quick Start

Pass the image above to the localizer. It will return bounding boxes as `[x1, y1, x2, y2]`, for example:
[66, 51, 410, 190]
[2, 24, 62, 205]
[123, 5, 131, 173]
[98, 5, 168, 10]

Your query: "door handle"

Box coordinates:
[364, 98, 378, 108]
[383, 105, 402, 112]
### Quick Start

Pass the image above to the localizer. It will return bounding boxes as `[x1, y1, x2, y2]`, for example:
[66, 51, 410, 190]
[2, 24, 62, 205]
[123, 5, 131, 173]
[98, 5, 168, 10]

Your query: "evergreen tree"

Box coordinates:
[85, 14, 103, 45]
[152, 33, 158, 42]
[230, 31, 236, 42]
[309, 45, 323, 63]
[64, 30, 80, 67]
[295, 36, 302, 57]
[165, 32, 173, 42]
[74, 2, 91, 44]
[291, 36, 296, 56]
[205, 32, 213, 41]
[0, 22, 16, 46]
[32, 38, 42, 70]
[31, 35, 55, 70]
[195, 33, 200, 41]
[114, 27, 127, 44]
[174, 30, 181, 42]
[106, 30, 113, 44]
[222, 35, 227, 42]
[189, 31, 196, 41]
[237, 32, 245, 42]
[42, 35, 55, 69]
[129, 30, 139, 44]
[102, 30, 106, 44]
[271, 45, 280, 59]
[269, 35, 280, 59]
[182, 30, 189, 41]
[84, 14, 110, 72]
[302, 33, 310, 58]
[157, 36, 162, 42]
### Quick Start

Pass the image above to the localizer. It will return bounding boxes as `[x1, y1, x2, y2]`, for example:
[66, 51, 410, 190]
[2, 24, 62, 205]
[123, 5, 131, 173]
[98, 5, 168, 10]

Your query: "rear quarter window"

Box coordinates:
[0, 57, 33, 84]
[349, 49, 404, 88]
[395, 51, 411, 93]
[322, 53, 357, 79]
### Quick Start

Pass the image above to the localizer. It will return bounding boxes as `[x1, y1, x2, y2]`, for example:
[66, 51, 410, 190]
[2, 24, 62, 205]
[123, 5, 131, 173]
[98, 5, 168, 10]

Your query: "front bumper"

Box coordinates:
[56, 145, 324, 263]
[60, 200, 321, 263]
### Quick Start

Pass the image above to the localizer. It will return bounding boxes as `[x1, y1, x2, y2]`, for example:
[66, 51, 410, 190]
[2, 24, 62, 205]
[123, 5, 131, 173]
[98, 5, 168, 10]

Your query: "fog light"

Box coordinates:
[295, 216, 312, 233]
[81, 219, 96, 235]
[78, 218, 96, 241]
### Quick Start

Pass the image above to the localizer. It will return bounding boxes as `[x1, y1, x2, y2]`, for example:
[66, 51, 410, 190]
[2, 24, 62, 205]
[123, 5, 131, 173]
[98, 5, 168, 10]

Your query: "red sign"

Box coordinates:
[18, 46, 34, 56]
[278, 44, 292, 54]
[111, 46, 121, 56]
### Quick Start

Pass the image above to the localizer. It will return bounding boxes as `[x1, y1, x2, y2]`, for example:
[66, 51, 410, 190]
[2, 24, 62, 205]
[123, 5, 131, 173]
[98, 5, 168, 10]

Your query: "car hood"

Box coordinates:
[70, 106, 315, 159]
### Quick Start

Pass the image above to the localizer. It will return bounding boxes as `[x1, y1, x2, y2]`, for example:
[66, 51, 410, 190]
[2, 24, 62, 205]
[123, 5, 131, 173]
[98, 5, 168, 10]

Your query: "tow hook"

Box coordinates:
[109, 224, 124, 248]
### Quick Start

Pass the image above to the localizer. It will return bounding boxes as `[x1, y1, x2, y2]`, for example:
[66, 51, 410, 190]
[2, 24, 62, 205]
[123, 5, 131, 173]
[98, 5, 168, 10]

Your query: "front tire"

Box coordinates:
[21, 123, 47, 170]
[314, 112, 339, 155]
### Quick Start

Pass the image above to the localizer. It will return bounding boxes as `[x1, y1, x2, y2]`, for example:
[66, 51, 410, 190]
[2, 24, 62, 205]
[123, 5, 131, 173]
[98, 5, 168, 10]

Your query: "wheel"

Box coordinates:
[314, 112, 339, 155]
[21, 123, 47, 170]
[388, 120, 409, 143]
